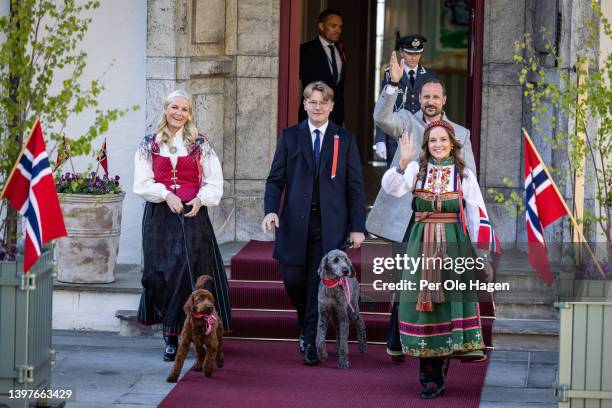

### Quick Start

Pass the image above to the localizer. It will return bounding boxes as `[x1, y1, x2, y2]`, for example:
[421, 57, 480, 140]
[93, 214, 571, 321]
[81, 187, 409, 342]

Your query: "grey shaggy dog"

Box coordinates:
[316, 249, 367, 369]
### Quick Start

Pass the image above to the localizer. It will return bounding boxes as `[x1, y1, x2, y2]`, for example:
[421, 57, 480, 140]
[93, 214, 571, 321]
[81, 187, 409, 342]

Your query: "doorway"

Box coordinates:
[277, 0, 484, 204]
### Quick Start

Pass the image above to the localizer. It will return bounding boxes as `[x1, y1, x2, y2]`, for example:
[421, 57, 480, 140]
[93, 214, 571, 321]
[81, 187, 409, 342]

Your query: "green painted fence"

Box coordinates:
[0, 251, 55, 408]
[556, 301, 612, 408]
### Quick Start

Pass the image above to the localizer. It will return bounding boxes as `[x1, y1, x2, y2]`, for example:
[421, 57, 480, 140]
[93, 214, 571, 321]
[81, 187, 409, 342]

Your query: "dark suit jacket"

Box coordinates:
[264, 120, 366, 266]
[299, 38, 346, 125]
[375, 64, 437, 167]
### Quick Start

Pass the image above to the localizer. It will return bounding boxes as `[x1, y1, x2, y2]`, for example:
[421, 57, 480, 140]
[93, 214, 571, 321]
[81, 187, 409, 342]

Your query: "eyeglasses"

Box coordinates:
[305, 100, 331, 108]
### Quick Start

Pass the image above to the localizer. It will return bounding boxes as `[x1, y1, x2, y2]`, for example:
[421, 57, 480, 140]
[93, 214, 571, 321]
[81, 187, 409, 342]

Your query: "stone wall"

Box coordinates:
[480, 0, 601, 258]
[146, 0, 280, 244]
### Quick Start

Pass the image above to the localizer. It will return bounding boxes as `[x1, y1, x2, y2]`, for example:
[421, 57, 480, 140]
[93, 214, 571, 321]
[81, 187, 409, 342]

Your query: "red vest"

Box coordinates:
[151, 140, 202, 202]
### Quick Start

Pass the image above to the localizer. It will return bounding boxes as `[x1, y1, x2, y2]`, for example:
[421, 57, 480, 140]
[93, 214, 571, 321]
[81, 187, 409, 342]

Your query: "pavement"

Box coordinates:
[48, 330, 558, 408]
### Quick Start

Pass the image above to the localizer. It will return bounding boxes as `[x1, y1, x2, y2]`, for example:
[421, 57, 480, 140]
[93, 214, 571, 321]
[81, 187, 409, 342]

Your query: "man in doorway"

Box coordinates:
[262, 81, 366, 365]
[375, 34, 437, 168]
[367, 51, 477, 361]
[299, 9, 346, 126]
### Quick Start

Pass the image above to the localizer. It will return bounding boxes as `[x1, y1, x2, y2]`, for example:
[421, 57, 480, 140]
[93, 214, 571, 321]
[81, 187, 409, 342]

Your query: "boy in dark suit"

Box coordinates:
[298, 9, 346, 125]
[262, 81, 366, 365]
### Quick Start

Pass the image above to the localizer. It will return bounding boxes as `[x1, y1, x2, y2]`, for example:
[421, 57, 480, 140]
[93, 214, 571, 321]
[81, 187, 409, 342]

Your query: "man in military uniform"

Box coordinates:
[375, 34, 437, 167]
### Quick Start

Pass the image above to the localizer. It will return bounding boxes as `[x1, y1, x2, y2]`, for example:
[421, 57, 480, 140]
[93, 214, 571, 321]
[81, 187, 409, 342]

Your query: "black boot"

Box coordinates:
[163, 334, 178, 362]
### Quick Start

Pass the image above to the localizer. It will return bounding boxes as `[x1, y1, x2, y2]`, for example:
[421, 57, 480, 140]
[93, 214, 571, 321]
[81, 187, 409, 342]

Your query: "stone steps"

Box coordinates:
[493, 290, 557, 320]
[492, 318, 559, 351]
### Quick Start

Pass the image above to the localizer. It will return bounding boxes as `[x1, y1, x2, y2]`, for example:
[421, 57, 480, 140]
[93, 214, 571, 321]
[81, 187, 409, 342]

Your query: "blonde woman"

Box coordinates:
[133, 90, 231, 361]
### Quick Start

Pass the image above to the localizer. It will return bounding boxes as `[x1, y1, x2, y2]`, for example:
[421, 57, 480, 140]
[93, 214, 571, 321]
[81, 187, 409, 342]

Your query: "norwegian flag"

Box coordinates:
[1, 119, 67, 272]
[524, 131, 568, 286]
[477, 207, 502, 254]
[97, 138, 108, 177]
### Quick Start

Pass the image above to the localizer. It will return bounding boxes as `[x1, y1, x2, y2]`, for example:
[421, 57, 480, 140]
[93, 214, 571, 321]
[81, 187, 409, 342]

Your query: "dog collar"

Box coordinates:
[322, 277, 341, 287]
[321, 276, 355, 313]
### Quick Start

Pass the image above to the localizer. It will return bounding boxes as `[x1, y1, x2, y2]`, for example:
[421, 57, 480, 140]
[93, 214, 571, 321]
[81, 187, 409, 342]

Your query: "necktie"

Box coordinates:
[313, 129, 321, 164]
[409, 69, 415, 87]
[328, 44, 339, 84]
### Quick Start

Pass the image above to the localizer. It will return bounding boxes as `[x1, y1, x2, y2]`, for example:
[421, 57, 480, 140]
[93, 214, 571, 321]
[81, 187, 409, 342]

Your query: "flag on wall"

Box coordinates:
[1, 118, 67, 272]
[524, 132, 569, 286]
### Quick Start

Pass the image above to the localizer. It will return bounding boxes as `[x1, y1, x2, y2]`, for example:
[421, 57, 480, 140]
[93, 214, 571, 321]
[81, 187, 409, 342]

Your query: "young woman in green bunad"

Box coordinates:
[381, 120, 500, 399]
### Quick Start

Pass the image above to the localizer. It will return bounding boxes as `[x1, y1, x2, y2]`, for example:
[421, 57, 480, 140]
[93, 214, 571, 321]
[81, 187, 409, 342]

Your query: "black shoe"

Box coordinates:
[420, 383, 445, 399]
[303, 343, 320, 365]
[390, 354, 405, 364]
[163, 345, 176, 362]
[298, 332, 306, 354]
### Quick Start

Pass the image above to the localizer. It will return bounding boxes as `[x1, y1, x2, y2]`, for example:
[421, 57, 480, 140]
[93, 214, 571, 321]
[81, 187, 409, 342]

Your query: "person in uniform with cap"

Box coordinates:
[375, 34, 437, 167]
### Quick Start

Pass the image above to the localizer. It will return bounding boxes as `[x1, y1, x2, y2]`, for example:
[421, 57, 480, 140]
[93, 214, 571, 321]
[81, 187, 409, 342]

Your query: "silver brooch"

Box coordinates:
[169, 145, 177, 154]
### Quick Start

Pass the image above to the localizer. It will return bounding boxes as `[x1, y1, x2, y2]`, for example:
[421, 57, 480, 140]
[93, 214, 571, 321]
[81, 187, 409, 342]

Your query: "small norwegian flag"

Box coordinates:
[524, 131, 569, 286]
[55, 135, 69, 170]
[477, 207, 502, 254]
[1, 118, 67, 272]
[97, 138, 108, 177]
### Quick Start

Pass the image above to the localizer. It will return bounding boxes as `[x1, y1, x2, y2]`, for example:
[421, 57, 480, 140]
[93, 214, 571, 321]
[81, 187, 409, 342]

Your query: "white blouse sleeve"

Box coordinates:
[461, 168, 488, 243]
[133, 151, 169, 203]
[381, 161, 419, 197]
[196, 148, 223, 207]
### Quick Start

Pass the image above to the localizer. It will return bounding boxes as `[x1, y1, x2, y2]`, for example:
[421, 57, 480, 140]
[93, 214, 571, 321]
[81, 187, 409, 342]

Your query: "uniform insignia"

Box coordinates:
[412, 39, 421, 47]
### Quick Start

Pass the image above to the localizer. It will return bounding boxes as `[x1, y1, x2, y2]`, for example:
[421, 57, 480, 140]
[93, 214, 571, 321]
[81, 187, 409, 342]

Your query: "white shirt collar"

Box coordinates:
[156, 126, 184, 144]
[405, 65, 418, 75]
[308, 120, 329, 144]
[319, 35, 334, 48]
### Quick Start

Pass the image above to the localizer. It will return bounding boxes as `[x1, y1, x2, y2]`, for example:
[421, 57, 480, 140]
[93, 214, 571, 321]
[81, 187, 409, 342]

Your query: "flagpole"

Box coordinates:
[94, 162, 100, 178]
[0, 117, 40, 198]
[64, 134, 77, 174]
[522, 128, 606, 280]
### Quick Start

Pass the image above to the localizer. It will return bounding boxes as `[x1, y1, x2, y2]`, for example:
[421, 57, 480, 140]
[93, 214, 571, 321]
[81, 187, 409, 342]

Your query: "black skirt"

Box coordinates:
[137, 202, 231, 334]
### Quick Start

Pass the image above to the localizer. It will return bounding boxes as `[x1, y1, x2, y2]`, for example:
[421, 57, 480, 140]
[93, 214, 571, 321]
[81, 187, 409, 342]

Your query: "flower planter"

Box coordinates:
[55, 192, 125, 283]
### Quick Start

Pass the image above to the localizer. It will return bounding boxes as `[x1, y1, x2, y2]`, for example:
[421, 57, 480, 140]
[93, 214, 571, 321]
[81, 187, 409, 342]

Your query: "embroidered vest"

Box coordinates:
[151, 140, 202, 202]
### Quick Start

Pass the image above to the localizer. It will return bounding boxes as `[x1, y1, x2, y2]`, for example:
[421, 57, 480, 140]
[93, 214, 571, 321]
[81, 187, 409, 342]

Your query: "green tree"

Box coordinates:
[500, 1, 611, 263]
[0, 0, 138, 252]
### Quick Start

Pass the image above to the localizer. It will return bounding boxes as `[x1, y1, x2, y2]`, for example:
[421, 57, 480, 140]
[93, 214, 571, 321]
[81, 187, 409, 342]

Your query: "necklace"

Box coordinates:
[168, 145, 177, 154]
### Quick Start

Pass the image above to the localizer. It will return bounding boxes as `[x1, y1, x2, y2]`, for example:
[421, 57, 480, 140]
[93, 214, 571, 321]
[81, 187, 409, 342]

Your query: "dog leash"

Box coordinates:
[177, 211, 196, 292]
[322, 277, 355, 313]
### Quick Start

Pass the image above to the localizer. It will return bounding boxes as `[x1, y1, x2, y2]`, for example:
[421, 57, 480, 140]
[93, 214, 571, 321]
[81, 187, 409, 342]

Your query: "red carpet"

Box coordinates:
[159, 339, 490, 408]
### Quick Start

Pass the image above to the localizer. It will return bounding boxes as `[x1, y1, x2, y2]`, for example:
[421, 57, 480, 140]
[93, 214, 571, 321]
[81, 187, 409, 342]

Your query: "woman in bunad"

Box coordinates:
[133, 90, 231, 362]
[381, 119, 500, 399]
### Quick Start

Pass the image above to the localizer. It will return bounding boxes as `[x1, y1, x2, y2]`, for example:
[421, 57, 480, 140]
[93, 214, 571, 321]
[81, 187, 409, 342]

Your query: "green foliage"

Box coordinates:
[506, 1, 611, 252]
[0, 0, 138, 243]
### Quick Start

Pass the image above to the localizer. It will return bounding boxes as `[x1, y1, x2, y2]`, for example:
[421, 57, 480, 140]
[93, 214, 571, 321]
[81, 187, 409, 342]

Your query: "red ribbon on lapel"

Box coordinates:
[331, 135, 339, 179]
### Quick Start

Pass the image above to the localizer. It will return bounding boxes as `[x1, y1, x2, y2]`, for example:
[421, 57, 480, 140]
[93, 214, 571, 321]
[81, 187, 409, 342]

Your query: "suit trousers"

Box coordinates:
[278, 209, 323, 345]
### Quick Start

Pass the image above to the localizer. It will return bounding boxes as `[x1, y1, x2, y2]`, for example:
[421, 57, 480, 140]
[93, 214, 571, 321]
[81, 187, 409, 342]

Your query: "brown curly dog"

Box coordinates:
[166, 275, 224, 382]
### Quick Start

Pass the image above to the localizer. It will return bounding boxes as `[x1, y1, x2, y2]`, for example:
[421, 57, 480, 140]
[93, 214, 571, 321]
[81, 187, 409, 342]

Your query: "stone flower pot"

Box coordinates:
[55, 192, 125, 283]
